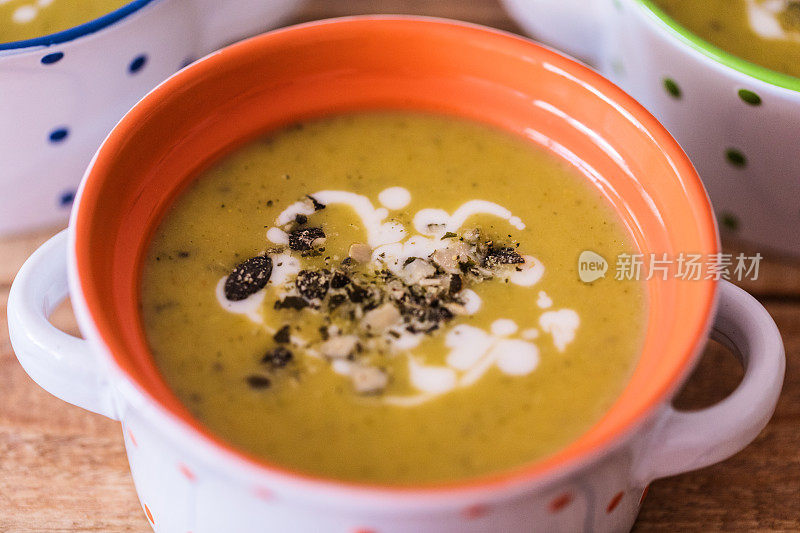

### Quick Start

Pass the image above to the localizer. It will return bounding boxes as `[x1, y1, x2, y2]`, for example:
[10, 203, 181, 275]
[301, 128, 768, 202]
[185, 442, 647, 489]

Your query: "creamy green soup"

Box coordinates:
[1, 0, 130, 43]
[140, 112, 646, 485]
[651, 0, 800, 78]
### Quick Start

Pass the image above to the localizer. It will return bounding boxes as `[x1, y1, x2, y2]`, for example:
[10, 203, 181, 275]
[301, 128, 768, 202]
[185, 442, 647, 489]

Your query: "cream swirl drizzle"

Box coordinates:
[216, 187, 582, 406]
[746, 0, 800, 41]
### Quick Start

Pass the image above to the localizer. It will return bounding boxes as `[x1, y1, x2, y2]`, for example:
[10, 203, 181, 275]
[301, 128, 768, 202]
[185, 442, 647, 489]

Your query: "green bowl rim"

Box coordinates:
[635, 0, 800, 92]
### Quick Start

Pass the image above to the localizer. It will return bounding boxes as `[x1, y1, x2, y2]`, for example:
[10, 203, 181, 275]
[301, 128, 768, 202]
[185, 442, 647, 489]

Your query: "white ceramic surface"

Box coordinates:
[7, 229, 785, 532]
[502, 0, 800, 257]
[0, 0, 301, 236]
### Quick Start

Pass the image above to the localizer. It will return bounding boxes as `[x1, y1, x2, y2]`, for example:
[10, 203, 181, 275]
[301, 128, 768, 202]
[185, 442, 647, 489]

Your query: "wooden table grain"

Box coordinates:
[1, 1, 798, 531]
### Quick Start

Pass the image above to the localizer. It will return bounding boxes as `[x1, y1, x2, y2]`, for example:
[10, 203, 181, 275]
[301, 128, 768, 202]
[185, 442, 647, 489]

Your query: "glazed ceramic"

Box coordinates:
[7, 18, 785, 533]
[502, 0, 800, 257]
[0, 0, 301, 236]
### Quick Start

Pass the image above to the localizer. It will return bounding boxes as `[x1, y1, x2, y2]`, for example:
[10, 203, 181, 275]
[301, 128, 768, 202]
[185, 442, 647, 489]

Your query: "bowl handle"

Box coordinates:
[634, 280, 784, 483]
[7, 230, 118, 420]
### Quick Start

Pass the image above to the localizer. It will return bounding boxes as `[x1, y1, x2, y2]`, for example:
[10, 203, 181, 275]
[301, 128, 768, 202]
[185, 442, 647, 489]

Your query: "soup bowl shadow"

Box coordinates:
[7, 16, 785, 533]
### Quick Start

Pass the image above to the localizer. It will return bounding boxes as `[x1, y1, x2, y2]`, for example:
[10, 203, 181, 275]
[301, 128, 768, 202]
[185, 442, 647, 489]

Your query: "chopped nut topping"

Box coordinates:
[241, 215, 528, 397]
[348, 243, 372, 263]
[462, 228, 481, 244]
[295, 269, 332, 300]
[273, 325, 291, 344]
[330, 270, 351, 289]
[224, 256, 272, 301]
[306, 195, 326, 211]
[346, 283, 370, 303]
[262, 346, 293, 368]
[401, 258, 436, 284]
[483, 246, 524, 267]
[288, 227, 326, 251]
[319, 335, 360, 359]
[361, 303, 401, 333]
[274, 296, 309, 310]
[448, 274, 462, 294]
[351, 365, 388, 394]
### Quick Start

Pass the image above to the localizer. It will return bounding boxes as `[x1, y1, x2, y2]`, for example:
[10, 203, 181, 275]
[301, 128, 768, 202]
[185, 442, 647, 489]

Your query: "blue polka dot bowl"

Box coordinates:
[502, 0, 800, 257]
[0, 0, 301, 235]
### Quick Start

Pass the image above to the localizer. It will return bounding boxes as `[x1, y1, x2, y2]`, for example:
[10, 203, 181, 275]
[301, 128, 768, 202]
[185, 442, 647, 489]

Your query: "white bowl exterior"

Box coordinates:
[0, 0, 300, 235]
[602, 1, 800, 255]
[116, 388, 647, 533]
[503, 0, 800, 256]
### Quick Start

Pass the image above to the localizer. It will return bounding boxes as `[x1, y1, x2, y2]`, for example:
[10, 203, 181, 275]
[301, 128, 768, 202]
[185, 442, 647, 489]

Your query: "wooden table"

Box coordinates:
[1, 1, 798, 531]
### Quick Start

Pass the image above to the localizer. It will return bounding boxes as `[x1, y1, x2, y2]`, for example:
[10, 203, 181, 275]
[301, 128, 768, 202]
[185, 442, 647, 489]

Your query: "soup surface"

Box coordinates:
[140, 112, 646, 485]
[651, 0, 800, 78]
[1, 0, 130, 43]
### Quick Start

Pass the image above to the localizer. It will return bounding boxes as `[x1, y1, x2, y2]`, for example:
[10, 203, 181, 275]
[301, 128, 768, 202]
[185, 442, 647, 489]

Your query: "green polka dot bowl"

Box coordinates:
[502, 0, 800, 256]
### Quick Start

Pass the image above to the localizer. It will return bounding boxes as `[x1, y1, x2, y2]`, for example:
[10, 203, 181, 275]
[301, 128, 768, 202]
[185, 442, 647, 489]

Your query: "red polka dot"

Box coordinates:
[178, 463, 196, 481]
[606, 491, 624, 513]
[144, 503, 154, 524]
[463, 503, 489, 519]
[352, 529, 376, 533]
[549, 493, 573, 513]
[128, 428, 138, 448]
[254, 487, 273, 500]
[639, 485, 650, 506]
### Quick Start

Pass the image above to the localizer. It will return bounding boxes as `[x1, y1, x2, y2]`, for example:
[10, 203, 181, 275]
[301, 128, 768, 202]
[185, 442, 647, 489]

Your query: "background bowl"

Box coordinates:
[502, 0, 800, 257]
[0, 0, 301, 236]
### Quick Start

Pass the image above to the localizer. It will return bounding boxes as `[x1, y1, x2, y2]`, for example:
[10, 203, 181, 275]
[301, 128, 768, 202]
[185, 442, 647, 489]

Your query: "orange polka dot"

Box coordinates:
[639, 485, 650, 506]
[352, 529, 376, 533]
[463, 503, 489, 519]
[144, 503, 154, 524]
[606, 491, 624, 513]
[178, 463, 196, 481]
[254, 487, 273, 500]
[128, 428, 138, 448]
[549, 493, 573, 513]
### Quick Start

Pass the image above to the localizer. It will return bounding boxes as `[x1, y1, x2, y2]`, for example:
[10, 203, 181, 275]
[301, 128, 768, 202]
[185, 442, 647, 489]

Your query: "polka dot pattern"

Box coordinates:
[58, 190, 76, 207]
[720, 211, 740, 231]
[253, 487, 273, 500]
[549, 492, 573, 512]
[462, 503, 488, 519]
[606, 491, 624, 513]
[49, 127, 69, 143]
[129, 54, 148, 74]
[663, 78, 682, 99]
[738, 89, 762, 106]
[178, 463, 196, 481]
[41, 52, 64, 65]
[726, 148, 747, 168]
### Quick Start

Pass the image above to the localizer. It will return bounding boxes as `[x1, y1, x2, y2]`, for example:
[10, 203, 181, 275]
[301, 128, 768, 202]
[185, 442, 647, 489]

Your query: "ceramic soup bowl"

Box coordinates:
[0, 0, 301, 236]
[7, 18, 785, 533]
[502, 0, 800, 257]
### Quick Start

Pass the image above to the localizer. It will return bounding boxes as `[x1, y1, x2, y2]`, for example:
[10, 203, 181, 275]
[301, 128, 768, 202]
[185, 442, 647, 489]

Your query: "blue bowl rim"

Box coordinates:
[0, 0, 156, 52]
